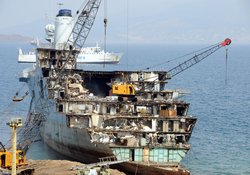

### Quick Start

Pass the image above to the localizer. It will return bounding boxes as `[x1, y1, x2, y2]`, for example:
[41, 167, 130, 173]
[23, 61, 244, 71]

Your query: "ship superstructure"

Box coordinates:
[17, 1, 231, 174]
[77, 43, 121, 64]
[18, 43, 121, 64]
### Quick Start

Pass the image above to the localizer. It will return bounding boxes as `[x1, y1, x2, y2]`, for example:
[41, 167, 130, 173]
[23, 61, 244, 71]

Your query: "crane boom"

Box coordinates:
[0, 142, 6, 152]
[54, 0, 102, 71]
[166, 38, 231, 78]
[67, 0, 102, 49]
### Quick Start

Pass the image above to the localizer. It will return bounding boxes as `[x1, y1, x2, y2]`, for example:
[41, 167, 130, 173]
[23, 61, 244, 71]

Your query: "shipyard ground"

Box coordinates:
[0, 160, 191, 175]
[0, 160, 126, 175]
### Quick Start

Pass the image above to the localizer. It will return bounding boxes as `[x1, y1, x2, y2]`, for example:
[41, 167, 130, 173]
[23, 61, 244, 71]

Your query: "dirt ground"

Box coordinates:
[17, 160, 126, 175]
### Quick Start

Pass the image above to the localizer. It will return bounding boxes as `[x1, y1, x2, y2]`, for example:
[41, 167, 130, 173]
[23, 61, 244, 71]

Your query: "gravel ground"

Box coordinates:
[17, 160, 126, 175]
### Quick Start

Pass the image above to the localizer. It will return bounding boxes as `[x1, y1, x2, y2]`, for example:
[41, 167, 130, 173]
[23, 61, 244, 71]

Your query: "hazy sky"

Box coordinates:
[0, 0, 249, 44]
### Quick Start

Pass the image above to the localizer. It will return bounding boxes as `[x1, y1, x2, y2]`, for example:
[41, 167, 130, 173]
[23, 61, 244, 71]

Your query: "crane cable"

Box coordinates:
[135, 41, 228, 83]
[126, 0, 129, 71]
[103, 0, 108, 68]
[0, 83, 27, 126]
[141, 42, 220, 71]
[225, 47, 228, 85]
[0, 85, 30, 148]
[3, 96, 41, 150]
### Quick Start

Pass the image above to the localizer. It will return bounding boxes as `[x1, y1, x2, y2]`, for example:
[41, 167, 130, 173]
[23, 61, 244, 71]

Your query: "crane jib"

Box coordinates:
[67, 0, 102, 49]
[167, 38, 232, 78]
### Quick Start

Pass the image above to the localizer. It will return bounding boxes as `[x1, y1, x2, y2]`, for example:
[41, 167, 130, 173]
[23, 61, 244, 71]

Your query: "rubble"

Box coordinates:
[17, 160, 126, 175]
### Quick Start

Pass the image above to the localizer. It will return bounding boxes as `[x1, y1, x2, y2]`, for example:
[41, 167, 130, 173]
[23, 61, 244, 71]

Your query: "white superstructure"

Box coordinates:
[53, 9, 74, 49]
[77, 43, 121, 64]
[18, 49, 36, 63]
[19, 9, 121, 64]
[18, 43, 121, 64]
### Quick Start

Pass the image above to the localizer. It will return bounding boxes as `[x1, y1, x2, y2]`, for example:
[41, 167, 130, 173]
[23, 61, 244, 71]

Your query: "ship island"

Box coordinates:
[16, 0, 231, 175]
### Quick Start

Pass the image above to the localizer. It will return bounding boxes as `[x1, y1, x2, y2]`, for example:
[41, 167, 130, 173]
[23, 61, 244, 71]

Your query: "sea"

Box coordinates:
[0, 41, 249, 175]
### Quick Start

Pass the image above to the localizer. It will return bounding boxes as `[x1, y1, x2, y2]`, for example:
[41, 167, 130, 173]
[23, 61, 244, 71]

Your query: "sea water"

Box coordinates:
[0, 42, 249, 175]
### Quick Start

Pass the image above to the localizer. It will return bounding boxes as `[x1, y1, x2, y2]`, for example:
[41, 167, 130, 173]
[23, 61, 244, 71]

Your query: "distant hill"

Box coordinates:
[0, 34, 33, 43]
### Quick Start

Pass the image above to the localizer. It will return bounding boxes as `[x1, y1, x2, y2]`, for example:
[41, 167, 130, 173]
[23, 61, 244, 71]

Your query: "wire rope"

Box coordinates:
[103, 0, 108, 68]
[126, 0, 129, 71]
[140, 42, 220, 71]
[225, 48, 228, 85]
[0, 83, 27, 126]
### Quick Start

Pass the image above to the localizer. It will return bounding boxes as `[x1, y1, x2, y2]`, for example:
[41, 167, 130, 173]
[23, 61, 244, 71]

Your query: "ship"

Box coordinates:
[18, 43, 121, 64]
[77, 43, 121, 64]
[17, 1, 231, 175]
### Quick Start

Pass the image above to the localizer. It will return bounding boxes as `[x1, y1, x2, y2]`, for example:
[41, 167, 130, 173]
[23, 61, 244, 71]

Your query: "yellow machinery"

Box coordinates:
[0, 118, 27, 172]
[112, 83, 135, 96]
[0, 150, 26, 169]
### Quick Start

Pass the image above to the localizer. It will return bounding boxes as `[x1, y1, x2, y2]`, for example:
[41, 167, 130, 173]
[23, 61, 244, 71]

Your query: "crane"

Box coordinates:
[53, 0, 102, 71]
[0, 119, 27, 170]
[67, 0, 102, 50]
[165, 38, 232, 79]
[0, 142, 6, 152]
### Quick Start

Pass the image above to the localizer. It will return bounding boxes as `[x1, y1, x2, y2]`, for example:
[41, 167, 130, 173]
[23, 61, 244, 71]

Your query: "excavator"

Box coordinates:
[0, 141, 26, 169]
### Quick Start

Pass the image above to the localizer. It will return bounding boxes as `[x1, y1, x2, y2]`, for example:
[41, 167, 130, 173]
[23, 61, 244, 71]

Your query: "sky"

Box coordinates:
[0, 0, 250, 44]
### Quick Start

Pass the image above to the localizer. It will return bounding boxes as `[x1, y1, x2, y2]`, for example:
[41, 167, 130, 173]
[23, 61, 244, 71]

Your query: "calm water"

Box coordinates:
[0, 42, 249, 175]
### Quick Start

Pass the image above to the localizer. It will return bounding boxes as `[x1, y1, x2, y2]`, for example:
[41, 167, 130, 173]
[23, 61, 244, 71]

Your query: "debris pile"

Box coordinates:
[17, 160, 126, 175]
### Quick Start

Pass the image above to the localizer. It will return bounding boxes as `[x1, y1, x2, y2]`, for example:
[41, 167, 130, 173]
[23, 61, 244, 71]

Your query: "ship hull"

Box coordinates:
[39, 113, 190, 175]
[23, 65, 192, 175]
[112, 162, 190, 175]
[40, 113, 113, 163]
[42, 135, 189, 175]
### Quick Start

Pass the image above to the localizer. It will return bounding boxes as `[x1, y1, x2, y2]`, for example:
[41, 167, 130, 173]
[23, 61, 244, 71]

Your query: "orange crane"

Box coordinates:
[0, 119, 27, 170]
[0, 142, 26, 169]
[0, 147, 26, 169]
